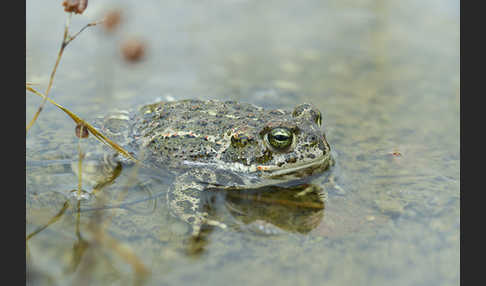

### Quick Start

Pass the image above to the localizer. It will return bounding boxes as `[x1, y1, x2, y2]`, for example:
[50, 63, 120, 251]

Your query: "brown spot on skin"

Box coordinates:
[190, 105, 202, 111]
[287, 157, 297, 164]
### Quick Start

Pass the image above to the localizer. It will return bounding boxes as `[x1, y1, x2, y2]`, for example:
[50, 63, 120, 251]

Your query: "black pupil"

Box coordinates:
[274, 134, 289, 141]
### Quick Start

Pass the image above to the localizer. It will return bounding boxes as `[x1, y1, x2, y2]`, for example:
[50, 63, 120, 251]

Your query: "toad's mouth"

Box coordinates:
[258, 152, 332, 179]
[182, 152, 332, 181]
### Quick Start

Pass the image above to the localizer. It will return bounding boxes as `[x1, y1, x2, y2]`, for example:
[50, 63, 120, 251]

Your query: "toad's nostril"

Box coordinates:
[308, 135, 317, 142]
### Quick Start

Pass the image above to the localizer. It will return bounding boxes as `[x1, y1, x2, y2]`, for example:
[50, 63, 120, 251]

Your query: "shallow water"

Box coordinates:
[26, 0, 459, 285]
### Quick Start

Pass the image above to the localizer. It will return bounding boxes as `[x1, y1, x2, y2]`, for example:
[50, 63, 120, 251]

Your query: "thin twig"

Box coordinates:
[65, 19, 105, 47]
[26, 85, 139, 163]
[26, 14, 103, 134]
[77, 140, 85, 196]
[26, 201, 70, 241]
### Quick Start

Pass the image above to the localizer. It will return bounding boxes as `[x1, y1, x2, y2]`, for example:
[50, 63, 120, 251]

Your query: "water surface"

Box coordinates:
[26, 1, 459, 285]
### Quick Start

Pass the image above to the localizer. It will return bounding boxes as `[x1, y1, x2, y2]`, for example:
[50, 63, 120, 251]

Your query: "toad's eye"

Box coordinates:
[267, 127, 293, 149]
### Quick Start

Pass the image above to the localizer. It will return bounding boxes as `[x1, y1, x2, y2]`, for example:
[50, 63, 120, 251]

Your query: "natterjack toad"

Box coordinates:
[82, 100, 333, 236]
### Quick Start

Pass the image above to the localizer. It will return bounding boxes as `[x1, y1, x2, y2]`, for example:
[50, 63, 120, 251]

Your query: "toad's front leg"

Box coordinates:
[167, 168, 228, 237]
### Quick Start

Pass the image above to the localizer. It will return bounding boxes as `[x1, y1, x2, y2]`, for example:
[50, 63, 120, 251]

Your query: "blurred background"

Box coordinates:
[26, 1, 459, 285]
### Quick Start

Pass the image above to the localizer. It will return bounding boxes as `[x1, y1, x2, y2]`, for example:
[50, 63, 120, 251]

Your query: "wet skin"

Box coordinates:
[87, 99, 333, 236]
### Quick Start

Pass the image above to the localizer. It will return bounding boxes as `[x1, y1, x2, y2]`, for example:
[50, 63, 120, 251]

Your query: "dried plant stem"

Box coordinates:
[75, 201, 82, 239]
[26, 14, 71, 134]
[26, 85, 139, 163]
[26, 201, 70, 241]
[66, 19, 104, 47]
[26, 14, 104, 134]
[77, 141, 85, 196]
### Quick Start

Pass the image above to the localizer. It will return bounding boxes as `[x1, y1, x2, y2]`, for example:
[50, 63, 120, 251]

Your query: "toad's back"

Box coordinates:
[133, 100, 292, 166]
[97, 99, 330, 180]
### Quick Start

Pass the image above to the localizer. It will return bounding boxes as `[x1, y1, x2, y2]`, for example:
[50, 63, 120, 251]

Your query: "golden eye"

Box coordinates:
[267, 128, 293, 149]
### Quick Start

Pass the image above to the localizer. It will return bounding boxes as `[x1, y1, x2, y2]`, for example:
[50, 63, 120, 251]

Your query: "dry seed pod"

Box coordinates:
[62, 0, 88, 15]
[103, 9, 122, 32]
[75, 124, 89, 138]
[121, 38, 146, 63]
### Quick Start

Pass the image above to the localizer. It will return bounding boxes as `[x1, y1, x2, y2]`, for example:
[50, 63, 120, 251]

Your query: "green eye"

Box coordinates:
[267, 128, 293, 149]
